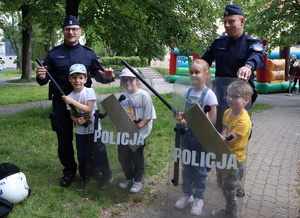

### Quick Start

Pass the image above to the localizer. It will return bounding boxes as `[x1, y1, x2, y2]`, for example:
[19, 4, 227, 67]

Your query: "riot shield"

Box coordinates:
[167, 76, 252, 218]
[80, 83, 145, 203]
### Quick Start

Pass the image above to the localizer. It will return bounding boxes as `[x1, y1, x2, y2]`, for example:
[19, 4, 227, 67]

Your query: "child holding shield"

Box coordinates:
[117, 67, 156, 193]
[175, 59, 218, 216]
[213, 80, 253, 217]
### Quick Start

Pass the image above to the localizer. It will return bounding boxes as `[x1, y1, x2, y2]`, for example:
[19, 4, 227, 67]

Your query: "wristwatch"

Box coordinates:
[244, 64, 252, 70]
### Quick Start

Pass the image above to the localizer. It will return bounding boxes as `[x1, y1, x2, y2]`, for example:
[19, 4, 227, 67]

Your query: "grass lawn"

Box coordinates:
[0, 93, 172, 217]
[0, 69, 22, 79]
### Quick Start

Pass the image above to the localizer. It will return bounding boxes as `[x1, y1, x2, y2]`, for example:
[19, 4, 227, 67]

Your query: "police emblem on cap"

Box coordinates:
[224, 4, 244, 17]
[63, 15, 80, 27]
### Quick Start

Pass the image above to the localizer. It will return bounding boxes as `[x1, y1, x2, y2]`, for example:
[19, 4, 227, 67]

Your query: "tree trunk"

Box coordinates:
[20, 5, 33, 80]
[66, 0, 81, 17]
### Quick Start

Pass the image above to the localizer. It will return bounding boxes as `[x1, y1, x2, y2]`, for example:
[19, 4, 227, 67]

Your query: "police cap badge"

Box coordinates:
[62, 15, 80, 27]
[224, 4, 244, 17]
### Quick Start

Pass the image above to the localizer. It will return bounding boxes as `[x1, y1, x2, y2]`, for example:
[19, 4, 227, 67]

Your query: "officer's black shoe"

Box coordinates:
[76, 181, 85, 191]
[59, 175, 75, 187]
[99, 172, 113, 189]
[76, 179, 90, 191]
[236, 186, 245, 198]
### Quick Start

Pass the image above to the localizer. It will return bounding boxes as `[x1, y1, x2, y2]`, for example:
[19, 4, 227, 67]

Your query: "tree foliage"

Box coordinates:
[79, 0, 226, 59]
[0, 12, 22, 68]
[0, 0, 299, 79]
[244, 0, 300, 52]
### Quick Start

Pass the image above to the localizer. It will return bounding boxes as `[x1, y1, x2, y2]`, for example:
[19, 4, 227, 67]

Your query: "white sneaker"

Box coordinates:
[130, 182, 142, 193]
[175, 194, 193, 209]
[190, 198, 203, 216]
[119, 179, 132, 189]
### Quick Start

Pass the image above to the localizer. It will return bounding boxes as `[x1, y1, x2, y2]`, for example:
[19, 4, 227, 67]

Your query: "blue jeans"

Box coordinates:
[180, 129, 207, 199]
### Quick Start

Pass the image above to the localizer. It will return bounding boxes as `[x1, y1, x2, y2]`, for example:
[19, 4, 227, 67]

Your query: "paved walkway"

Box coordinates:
[1, 77, 299, 217]
[117, 83, 300, 217]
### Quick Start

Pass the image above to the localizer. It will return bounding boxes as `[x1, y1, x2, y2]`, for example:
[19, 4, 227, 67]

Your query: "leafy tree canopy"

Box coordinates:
[0, 0, 299, 68]
[242, 0, 300, 52]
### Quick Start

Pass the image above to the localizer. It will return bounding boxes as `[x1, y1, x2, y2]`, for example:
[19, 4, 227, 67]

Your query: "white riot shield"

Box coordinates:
[82, 89, 142, 200]
[167, 76, 252, 218]
[83, 61, 159, 208]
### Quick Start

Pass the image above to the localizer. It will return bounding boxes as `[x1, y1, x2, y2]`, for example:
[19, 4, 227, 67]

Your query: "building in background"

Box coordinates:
[0, 31, 18, 69]
[150, 51, 170, 69]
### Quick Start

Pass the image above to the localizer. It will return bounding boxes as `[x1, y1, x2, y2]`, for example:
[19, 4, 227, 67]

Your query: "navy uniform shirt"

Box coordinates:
[37, 42, 113, 95]
[201, 32, 264, 88]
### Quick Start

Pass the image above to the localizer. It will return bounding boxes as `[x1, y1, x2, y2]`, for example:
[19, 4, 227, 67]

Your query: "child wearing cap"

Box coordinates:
[62, 63, 113, 191]
[117, 67, 156, 193]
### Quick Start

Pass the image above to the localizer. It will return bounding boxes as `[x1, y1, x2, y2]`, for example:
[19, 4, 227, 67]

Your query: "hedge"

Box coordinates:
[99, 56, 148, 67]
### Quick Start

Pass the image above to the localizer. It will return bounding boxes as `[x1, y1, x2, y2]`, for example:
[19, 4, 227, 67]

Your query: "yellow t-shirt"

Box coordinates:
[221, 108, 252, 162]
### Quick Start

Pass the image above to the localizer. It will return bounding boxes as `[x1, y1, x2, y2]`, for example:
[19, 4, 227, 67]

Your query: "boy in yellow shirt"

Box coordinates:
[213, 80, 253, 218]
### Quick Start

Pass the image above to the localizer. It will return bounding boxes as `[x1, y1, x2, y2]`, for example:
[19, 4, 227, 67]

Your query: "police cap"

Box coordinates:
[224, 4, 244, 17]
[62, 15, 80, 27]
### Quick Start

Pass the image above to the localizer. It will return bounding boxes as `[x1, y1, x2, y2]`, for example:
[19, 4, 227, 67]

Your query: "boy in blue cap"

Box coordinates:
[62, 64, 112, 191]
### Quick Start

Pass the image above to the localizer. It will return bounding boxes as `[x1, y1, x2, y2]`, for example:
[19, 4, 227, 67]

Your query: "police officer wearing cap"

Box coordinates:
[36, 15, 115, 187]
[202, 4, 264, 87]
[202, 4, 264, 131]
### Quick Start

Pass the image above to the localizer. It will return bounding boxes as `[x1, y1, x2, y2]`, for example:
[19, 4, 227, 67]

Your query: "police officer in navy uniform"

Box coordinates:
[202, 4, 264, 131]
[36, 15, 114, 188]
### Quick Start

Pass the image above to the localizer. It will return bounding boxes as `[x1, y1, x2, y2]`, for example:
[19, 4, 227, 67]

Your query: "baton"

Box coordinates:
[36, 58, 91, 127]
[36, 58, 66, 96]
[121, 60, 177, 115]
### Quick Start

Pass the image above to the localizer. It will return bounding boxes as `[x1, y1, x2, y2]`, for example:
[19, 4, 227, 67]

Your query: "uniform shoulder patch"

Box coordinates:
[252, 43, 264, 52]
[82, 45, 94, 52]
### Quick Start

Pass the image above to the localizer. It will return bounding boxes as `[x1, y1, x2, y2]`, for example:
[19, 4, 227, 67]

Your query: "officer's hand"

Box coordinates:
[99, 68, 115, 80]
[36, 66, 47, 80]
[237, 66, 251, 81]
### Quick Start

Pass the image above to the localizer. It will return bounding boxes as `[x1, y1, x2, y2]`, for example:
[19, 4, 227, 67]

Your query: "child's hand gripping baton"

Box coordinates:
[121, 60, 177, 115]
[36, 58, 91, 127]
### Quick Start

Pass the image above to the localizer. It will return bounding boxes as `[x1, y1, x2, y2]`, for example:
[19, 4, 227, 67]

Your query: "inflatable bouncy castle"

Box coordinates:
[255, 58, 288, 94]
[255, 38, 300, 94]
[167, 44, 300, 93]
[167, 47, 215, 83]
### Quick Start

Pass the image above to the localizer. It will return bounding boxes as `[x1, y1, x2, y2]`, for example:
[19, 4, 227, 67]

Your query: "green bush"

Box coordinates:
[100, 56, 148, 67]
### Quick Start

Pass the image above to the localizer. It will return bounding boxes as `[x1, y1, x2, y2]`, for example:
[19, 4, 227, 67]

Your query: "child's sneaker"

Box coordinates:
[130, 182, 142, 193]
[236, 186, 245, 198]
[175, 194, 193, 209]
[119, 179, 132, 189]
[190, 198, 203, 215]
